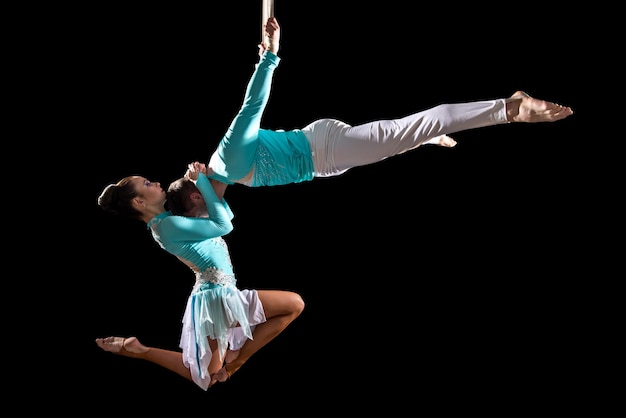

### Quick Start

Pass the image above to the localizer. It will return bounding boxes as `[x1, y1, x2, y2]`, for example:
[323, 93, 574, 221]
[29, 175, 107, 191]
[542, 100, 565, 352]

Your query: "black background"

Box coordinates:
[81, 1, 591, 413]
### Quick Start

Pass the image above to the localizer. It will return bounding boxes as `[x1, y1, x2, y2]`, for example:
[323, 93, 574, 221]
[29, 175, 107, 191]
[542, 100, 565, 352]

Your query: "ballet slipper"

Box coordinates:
[506, 91, 573, 123]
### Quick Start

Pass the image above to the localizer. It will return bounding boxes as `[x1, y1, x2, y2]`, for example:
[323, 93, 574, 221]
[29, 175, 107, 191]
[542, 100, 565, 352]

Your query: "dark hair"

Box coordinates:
[166, 177, 199, 215]
[97, 177, 143, 220]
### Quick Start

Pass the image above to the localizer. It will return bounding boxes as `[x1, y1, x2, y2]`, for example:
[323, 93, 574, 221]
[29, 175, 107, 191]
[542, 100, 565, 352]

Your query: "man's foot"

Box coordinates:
[423, 135, 457, 148]
[506, 91, 573, 122]
[95, 336, 149, 355]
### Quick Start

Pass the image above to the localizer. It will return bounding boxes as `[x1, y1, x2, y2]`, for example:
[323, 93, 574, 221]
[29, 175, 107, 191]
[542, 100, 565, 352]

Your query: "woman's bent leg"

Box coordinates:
[211, 290, 305, 384]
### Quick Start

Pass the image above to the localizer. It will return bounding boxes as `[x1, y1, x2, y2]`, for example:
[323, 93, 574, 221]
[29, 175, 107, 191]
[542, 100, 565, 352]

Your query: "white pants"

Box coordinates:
[302, 99, 508, 177]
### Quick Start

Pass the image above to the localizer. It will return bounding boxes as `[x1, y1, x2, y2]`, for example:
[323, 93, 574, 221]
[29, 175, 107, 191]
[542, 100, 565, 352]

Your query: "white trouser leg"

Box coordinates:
[303, 99, 507, 177]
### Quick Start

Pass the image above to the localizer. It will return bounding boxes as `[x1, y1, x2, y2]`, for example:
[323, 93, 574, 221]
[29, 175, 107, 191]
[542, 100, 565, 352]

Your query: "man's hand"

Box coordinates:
[259, 16, 280, 56]
[184, 161, 207, 181]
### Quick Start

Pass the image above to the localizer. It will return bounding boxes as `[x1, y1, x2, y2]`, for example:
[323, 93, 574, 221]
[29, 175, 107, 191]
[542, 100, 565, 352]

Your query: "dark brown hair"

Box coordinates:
[97, 177, 142, 221]
[166, 177, 199, 216]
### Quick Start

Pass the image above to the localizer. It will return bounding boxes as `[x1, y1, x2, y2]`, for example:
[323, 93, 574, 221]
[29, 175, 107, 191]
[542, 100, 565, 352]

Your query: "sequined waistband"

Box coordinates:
[194, 267, 236, 287]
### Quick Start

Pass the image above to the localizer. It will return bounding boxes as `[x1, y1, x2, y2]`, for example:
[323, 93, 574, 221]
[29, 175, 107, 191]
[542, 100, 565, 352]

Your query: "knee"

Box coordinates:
[291, 292, 305, 317]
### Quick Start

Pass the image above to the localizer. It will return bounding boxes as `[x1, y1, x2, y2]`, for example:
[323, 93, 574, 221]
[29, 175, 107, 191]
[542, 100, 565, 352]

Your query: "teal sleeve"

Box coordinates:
[209, 50, 281, 182]
[195, 174, 234, 221]
[158, 174, 233, 242]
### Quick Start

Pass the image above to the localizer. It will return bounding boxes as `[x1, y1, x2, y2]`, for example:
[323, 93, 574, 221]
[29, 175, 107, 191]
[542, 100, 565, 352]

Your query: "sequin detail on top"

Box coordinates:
[243, 143, 290, 187]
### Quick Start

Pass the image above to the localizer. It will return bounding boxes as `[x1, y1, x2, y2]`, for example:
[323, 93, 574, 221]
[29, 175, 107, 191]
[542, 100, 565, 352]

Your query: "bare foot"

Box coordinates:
[424, 135, 457, 148]
[209, 350, 241, 387]
[211, 364, 234, 385]
[506, 91, 573, 122]
[215, 366, 231, 382]
[95, 336, 149, 356]
[208, 365, 229, 388]
[224, 349, 240, 364]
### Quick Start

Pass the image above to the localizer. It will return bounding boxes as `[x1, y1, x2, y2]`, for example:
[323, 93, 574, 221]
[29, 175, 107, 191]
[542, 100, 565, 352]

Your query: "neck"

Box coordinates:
[141, 205, 166, 223]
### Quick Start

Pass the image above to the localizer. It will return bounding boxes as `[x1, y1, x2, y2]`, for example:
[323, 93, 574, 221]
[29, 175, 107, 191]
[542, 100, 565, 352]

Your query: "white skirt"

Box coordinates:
[179, 281, 266, 390]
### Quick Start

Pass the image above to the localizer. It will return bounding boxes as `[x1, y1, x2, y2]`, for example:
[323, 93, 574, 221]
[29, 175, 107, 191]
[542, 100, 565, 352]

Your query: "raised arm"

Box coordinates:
[206, 167, 228, 201]
[207, 17, 282, 184]
[186, 162, 233, 221]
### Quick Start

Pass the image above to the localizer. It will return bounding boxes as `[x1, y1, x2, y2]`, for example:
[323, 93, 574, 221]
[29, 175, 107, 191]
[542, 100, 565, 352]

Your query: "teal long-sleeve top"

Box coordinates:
[208, 51, 314, 187]
[147, 174, 236, 276]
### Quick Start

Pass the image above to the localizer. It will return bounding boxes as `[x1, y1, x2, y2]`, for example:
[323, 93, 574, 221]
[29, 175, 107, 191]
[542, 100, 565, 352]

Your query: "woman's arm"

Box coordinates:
[159, 172, 233, 243]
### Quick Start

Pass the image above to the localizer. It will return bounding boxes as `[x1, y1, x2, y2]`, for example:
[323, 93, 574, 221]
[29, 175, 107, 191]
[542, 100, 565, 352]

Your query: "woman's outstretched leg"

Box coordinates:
[210, 290, 305, 386]
[95, 336, 193, 382]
